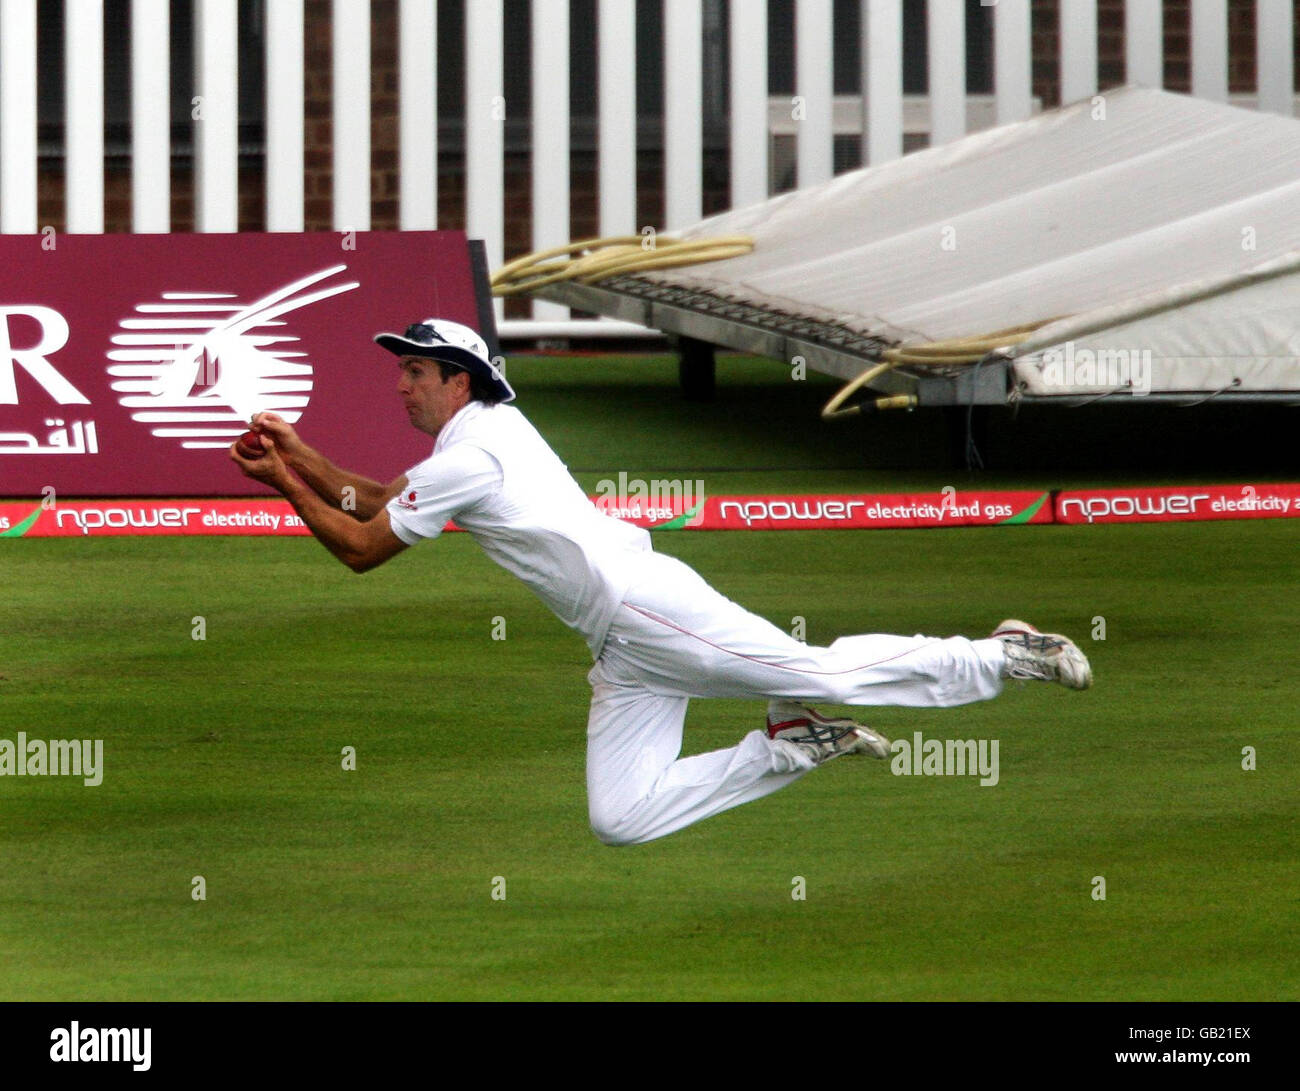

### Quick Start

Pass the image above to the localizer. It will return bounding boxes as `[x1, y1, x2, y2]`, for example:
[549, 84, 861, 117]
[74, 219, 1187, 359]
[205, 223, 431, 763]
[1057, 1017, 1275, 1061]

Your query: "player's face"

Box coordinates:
[397, 356, 471, 437]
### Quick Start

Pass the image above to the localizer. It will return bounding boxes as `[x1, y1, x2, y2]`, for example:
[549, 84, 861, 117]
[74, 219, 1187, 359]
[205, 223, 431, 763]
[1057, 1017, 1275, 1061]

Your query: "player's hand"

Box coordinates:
[230, 432, 293, 491]
[250, 412, 308, 466]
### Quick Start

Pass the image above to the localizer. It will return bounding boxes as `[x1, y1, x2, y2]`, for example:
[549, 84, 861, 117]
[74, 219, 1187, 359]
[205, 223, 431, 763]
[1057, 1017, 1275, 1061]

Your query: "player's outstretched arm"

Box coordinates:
[231, 434, 408, 573]
[251, 412, 405, 520]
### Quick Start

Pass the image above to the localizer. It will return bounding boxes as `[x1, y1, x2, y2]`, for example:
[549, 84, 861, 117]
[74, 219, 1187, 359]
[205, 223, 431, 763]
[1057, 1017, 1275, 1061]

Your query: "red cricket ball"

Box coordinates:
[236, 430, 266, 459]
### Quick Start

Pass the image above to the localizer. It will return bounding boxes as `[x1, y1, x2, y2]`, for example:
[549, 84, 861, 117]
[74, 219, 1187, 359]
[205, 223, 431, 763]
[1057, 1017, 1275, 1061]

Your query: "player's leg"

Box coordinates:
[615, 551, 1008, 707]
[584, 655, 815, 846]
[582, 553, 1089, 846]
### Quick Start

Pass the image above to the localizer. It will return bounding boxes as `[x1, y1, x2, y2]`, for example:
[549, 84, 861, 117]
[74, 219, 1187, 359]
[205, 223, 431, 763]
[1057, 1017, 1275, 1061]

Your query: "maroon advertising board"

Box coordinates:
[0, 231, 480, 496]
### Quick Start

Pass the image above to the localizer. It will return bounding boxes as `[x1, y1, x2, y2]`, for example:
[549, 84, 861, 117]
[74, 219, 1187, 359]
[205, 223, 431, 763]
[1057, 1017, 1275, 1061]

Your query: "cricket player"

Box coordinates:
[231, 318, 1091, 846]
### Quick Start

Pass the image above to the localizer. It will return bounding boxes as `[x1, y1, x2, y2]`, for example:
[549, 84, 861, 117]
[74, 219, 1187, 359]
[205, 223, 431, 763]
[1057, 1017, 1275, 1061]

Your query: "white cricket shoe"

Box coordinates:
[992, 619, 1093, 690]
[766, 700, 891, 764]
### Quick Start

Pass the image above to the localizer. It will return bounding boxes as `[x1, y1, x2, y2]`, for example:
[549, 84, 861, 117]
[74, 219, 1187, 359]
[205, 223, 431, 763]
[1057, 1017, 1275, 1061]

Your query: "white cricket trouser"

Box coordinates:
[585, 551, 1006, 846]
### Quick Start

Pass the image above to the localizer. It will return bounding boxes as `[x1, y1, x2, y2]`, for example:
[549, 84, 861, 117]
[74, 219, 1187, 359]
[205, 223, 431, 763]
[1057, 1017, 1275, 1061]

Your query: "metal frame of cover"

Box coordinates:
[538, 276, 1300, 408]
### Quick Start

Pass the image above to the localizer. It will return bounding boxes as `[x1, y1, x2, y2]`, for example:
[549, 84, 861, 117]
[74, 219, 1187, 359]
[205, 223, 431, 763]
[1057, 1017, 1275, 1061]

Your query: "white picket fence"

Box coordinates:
[0, 1, 1296, 338]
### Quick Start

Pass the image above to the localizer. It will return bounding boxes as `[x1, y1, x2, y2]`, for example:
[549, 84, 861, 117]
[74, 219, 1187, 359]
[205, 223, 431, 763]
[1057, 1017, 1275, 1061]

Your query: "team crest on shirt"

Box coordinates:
[395, 489, 418, 511]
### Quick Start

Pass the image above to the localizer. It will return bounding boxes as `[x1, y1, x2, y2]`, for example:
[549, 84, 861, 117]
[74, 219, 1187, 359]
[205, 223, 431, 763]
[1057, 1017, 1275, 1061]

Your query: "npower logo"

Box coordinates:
[54, 505, 202, 535]
[106, 265, 358, 450]
[1058, 492, 1210, 524]
[719, 499, 867, 526]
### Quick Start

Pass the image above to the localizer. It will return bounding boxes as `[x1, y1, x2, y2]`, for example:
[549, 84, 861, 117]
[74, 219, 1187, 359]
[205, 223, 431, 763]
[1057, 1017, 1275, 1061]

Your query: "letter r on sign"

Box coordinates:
[0, 307, 89, 404]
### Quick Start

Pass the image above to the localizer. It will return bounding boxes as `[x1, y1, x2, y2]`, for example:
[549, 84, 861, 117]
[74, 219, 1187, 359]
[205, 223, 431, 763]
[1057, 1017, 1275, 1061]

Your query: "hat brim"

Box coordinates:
[373, 333, 515, 403]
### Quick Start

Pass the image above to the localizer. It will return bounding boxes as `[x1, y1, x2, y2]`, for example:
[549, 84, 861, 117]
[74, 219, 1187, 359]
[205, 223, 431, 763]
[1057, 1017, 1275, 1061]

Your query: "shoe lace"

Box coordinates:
[1001, 630, 1066, 654]
[1001, 635, 1061, 681]
[786, 718, 855, 748]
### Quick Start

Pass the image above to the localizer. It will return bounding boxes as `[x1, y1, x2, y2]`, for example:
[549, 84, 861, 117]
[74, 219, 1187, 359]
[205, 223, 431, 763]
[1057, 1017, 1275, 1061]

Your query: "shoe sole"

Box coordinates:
[847, 726, 892, 759]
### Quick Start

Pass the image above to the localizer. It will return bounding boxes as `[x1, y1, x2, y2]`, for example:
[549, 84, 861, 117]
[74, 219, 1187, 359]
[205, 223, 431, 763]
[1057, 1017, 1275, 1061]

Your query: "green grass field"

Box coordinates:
[1, 354, 1296, 1000]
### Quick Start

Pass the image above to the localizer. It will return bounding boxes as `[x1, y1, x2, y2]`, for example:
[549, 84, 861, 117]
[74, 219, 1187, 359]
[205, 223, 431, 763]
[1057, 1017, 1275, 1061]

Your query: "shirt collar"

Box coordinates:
[433, 399, 489, 454]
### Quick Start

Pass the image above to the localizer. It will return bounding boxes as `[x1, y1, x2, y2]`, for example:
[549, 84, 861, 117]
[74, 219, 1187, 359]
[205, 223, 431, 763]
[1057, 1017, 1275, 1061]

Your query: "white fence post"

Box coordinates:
[797, 0, 833, 185]
[399, 0, 437, 230]
[927, 0, 966, 146]
[1124, 0, 1162, 90]
[863, 0, 902, 166]
[333, 0, 371, 232]
[532, 0, 570, 319]
[0, 0, 38, 233]
[1059, 0, 1098, 105]
[194, 0, 239, 232]
[466, 0, 504, 316]
[994, 0, 1032, 125]
[1191, 0, 1228, 103]
[664, 0, 703, 231]
[1255, 0, 1293, 116]
[598, 0, 637, 237]
[132, 0, 170, 232]
[66, 0, 105, 233]
[729, 0, 768, 208]
[266, 0, 305, 232]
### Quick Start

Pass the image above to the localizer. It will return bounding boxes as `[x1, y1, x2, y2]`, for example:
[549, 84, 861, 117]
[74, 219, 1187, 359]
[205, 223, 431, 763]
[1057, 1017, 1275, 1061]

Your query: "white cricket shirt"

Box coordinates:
[386, 401, 653, 656]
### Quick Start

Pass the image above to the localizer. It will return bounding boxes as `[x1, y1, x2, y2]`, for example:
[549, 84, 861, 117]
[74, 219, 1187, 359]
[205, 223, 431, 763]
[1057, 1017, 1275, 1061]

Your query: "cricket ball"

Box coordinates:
[236, 430, 266, 459]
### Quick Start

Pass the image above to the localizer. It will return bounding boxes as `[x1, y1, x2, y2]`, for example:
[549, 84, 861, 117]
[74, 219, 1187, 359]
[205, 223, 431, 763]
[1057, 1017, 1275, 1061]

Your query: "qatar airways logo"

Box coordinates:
[105, 265, 358, 450]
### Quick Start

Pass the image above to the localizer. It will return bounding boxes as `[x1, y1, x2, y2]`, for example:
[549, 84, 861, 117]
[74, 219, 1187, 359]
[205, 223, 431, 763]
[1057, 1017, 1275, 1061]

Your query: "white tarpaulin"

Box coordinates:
[650, 87, 1300, 397]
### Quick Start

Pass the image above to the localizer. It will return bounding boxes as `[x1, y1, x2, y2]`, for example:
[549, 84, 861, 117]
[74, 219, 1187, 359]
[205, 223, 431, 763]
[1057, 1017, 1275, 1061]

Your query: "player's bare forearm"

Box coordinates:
[230, 436, 407, 572]
[250, 412, 404, 519]
[286, 445, 400, 519]
[279, 476, 407, 573]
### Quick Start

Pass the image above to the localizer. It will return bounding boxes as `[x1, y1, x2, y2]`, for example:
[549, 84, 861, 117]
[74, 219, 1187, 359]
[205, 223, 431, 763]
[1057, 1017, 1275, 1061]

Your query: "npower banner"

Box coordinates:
[650, 490, 1054, 530]
[0, 490, 1054, 537]
[6, 485, 1299, 538]
[0, 231, 476, 497]
[1054, 483, 1300, 524]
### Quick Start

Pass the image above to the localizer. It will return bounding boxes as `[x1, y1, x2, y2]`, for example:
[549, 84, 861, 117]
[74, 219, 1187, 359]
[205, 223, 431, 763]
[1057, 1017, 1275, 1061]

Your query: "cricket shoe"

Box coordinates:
[766, 700, 891, 764]
[992, 619, 1092, 690]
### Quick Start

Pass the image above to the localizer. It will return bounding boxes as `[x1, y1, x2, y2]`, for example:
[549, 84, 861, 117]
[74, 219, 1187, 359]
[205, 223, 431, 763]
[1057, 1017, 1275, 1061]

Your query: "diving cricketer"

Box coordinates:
[230, 318, 1091, 846]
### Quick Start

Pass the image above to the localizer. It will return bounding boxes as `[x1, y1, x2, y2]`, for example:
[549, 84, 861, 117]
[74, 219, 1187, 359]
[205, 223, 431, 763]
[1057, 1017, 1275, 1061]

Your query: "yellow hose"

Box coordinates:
[491, 234, 754, 297]
[821, 316, 1070, 419]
